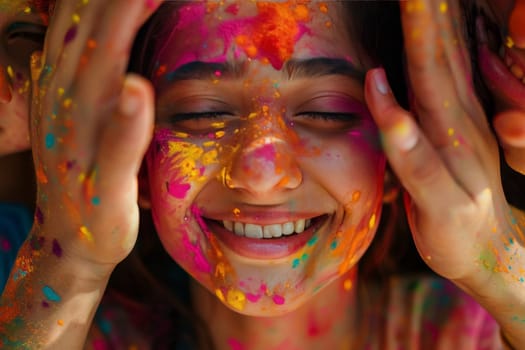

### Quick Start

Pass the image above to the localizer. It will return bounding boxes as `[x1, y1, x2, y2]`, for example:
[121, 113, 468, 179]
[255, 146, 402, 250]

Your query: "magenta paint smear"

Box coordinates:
[253, 143, 276, 163]
[166, 179, 191, 199]
[246, 293, 262, 303]
[272, 294, 285, 305]
[64, 25, 78, 44]
[227, 338, 246, 350]
[156, 2, 313, 83]
[52, 239, 62, 258]
[182, 233, 211, 273]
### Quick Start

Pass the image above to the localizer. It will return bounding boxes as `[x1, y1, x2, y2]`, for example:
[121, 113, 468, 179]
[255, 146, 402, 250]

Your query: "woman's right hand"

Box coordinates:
[1, 1, 160, 348]
[30, 0, 159, 279]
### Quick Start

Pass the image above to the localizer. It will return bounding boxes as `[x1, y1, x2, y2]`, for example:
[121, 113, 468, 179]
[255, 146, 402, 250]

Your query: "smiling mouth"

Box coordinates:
[200, 214, 329, 259]
[221, 217, 314, 239]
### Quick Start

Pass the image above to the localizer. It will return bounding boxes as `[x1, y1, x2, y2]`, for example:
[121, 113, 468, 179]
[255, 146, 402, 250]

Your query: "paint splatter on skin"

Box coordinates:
[272, 294, 285, 305]
[147, 1, 386, 319]
[167, 180, 191, 199]
[52, 239, 62, 257]
[42, 285, 61, 302]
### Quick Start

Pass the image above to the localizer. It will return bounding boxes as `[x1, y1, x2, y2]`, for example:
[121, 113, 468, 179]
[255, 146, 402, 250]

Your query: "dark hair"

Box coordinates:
[114, 2, 422, 348]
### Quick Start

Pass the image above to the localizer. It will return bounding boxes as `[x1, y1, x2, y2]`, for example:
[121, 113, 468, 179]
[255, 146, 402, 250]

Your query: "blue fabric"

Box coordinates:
[0, 203, 32, 292]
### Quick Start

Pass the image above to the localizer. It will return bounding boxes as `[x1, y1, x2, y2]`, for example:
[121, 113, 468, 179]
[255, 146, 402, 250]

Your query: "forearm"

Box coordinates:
[0, 236, 112, 349]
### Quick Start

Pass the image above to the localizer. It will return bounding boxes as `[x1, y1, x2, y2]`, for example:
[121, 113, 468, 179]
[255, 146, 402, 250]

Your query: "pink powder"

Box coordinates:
[246, 293, 262, 303]
[227, 338, 246, 350]
[253, 143, 276, 162]
[167, 180, 191, 199]
[182, 234, 211, 273]
[272, 294, 285, 305]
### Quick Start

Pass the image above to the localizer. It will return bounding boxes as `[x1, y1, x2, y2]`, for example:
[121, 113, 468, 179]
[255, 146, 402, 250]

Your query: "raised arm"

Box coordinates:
[365, 0, 525, 348]
[0, 0, 160, 348]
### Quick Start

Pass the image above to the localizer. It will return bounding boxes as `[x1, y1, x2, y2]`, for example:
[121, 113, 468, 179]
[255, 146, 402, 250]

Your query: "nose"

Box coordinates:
[224, 135, 303, 195]
[0, 65, 12, 104]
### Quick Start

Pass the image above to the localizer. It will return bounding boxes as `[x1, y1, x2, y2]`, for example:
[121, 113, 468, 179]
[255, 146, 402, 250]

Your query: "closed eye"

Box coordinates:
[297, 112, 361, 121]
[294, 111, 363, 129]
[169, 111, 234, 123]
[4, 22, 46, 71]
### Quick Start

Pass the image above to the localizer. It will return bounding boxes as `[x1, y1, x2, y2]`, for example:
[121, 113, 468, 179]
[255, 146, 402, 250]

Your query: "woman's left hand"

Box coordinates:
[365, 0, 525, 347]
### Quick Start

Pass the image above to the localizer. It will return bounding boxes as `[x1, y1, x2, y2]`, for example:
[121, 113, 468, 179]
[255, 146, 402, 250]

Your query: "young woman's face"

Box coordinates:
[0, 0, 47, 156]
[473, 0, 525, 113]
[145, 1, 385, 316]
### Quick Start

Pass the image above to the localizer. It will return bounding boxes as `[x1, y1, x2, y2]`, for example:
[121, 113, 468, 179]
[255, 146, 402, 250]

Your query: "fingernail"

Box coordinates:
[373, 69, 389, 95]
[120, 86, 141, 117]
[389, 119, 418, 151]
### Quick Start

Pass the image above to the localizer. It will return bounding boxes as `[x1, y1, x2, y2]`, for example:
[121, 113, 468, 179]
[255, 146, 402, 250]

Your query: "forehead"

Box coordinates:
[152, 1, 358, 80]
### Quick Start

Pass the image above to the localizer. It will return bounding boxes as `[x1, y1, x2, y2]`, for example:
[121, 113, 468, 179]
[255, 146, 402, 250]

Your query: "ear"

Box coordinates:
[138, 161, 151, 209]
[383, 166, 400, 204]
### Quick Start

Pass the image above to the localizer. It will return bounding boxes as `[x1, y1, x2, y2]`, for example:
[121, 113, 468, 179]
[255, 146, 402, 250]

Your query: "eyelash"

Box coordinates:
[6, 22, 46, 43]
[297, 112, 362, 122]
[169, 111, 233, 122]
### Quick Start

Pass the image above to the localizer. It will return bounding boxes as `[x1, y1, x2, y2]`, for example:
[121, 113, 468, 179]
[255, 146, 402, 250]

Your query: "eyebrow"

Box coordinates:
[163, 57, 365, 83]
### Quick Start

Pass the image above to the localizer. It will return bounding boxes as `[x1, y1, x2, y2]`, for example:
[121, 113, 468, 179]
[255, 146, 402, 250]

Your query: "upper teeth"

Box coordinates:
[223, 219, 312, 239]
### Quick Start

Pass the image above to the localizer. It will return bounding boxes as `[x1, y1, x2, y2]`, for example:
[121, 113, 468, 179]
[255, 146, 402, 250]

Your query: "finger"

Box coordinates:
[49, 0, 106, 91]
[41, 0, 78, 67]
[401, 1, 491, 140]
[75, 0, 163, 102]
[68, 0, 162, 162]
[94, 74, 154, 201]
[365, 68, 470, 213]
[494, 110, 525, 174]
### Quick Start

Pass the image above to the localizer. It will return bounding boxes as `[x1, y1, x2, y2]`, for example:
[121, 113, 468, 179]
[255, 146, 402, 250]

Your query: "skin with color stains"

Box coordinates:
[142, 1, 384, 317]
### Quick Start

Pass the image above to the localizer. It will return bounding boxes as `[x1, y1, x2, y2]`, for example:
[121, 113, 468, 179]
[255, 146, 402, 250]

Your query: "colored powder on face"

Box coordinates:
[307, 235, 318, 247]
[45, 133, 56, 149]
[253, 143, 276, 163]
[64, 25, 78, 44]
[182, 234, 211, 273]
[42, 285, 61, 302]
[227, 288, 246, 311]
[227, 338, 246, 350]
[215, 2, 310, 70]
[292, 258, 300, 268]
[225, 4, 239, 15]
[52, 239, 62, 258]
[245, 293, 261, 303]
[167, 180, 191, 199]
[249, 2, 309, 69]
[272, 294, 285, 305]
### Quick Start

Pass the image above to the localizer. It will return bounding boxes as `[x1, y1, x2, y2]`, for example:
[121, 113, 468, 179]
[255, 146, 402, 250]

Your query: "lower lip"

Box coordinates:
[203, 217, 326, 259]
[478, 44, 525, 110]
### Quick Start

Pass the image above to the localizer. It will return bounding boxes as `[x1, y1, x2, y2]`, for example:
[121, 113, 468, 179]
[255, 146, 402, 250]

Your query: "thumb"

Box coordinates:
[96, 74, 155, 188]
